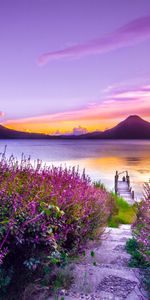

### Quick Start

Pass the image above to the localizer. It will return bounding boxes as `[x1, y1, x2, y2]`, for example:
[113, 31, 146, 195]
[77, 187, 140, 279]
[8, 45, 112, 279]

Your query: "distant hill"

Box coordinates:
[0, 115, 150, 139]
[0, 125, 53, 139]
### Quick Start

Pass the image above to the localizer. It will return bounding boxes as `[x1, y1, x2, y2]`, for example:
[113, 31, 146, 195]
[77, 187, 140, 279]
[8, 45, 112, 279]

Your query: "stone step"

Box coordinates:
[55, 264, 142, 300]
[118, 193, 131, 196]
[48, 224, 146, 300]
[119, 196, 133, 199]
[82, 250, 131, 266]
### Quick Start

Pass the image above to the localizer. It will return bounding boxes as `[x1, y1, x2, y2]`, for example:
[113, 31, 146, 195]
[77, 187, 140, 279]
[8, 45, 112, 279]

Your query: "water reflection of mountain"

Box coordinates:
[125, 157, 142, 165]
[137, 169, 150, 174]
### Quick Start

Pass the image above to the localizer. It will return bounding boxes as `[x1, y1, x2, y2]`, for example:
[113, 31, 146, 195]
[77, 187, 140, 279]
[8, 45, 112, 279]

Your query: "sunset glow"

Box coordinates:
[3, 84, 150, 134]
[0, 1, 150, 133]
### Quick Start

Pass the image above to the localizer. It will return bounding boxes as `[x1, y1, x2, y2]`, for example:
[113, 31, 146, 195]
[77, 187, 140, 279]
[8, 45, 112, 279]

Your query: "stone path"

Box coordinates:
[55, 225, 147, 300]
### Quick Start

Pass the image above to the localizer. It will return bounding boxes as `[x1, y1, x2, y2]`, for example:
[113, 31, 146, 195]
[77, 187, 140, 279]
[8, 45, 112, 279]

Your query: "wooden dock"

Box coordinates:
[115, 171, 134, 205]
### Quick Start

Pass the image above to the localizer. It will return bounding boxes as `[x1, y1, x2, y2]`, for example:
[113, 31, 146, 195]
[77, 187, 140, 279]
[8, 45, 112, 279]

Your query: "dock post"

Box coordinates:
[126, 171, 130, 187]
[115, 171, 118, 194]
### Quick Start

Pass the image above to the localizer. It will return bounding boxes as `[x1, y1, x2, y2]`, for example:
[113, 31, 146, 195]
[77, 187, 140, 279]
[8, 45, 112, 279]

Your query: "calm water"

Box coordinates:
[0, 139, 150, 199]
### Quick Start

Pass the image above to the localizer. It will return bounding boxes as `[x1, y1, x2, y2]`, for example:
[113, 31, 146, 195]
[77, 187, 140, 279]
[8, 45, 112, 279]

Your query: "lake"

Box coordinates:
[0, 139, 150, 199]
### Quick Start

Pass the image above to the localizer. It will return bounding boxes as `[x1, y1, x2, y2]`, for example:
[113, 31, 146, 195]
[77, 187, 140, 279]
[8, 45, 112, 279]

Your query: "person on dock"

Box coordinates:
[122, 176, 126, 182]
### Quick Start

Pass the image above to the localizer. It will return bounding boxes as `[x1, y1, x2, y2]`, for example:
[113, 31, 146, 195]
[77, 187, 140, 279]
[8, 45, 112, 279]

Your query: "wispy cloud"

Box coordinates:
[0, 112, 5, 117]
[38, 15, 150, 65]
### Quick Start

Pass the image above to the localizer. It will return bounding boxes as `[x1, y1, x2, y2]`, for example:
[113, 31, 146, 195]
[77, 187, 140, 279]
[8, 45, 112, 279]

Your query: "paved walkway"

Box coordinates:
[54, 225, 147, 300]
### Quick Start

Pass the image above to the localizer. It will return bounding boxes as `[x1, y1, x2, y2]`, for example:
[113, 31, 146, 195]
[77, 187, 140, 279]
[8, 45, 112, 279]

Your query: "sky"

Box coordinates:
[0, 0, 150, 134]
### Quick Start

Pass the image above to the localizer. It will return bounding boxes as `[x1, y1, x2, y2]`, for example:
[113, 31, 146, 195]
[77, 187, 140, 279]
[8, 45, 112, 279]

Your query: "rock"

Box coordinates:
[96, 275, 137, 299]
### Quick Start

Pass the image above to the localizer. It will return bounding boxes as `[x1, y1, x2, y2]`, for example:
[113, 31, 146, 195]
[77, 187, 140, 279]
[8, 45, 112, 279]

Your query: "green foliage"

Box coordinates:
[23, 258, 41, 271]
[90, 251, 95, 258]
[108, 193, 137, 227]
[126, 238, 150, 297]
[0, 267, 13, 294]
[82, 251, 86, 257]
[129, 197, 150, 297]
[93, 181, 106, 190]
[51, 265, 74, 298]
[142, 268, 150, 296]
[126, 238, 138, 255]
[126, 238, 148, 267]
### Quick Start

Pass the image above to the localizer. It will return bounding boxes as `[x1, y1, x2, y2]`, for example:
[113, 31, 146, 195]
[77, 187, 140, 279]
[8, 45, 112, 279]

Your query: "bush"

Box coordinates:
[128, 189, 150, 297]
[0, 153, 114, 297]
[126, 238, 149, 268]
[132, 199, 150, 263]
[126, 237, 150, 297]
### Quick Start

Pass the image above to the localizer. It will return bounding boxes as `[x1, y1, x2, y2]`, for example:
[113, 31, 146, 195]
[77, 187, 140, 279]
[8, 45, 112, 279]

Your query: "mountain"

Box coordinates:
[84, 115, 150, 139]
[0, 115, 150, 139]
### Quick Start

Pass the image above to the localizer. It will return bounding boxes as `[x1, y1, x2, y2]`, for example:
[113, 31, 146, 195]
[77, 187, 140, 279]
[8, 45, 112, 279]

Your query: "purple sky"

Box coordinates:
[0, 0, 150, 133]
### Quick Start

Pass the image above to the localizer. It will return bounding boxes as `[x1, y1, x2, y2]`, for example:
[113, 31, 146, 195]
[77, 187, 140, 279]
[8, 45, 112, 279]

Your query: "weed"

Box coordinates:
[126, 238, 150, 296]
[93, 181, 106, 190]
[90, 251, 95, 258]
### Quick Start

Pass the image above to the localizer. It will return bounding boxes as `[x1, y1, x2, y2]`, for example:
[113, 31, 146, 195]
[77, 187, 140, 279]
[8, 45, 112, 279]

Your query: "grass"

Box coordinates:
[126, 238, 150, 297]
[93, 180, 106, 190]
[126, 238, 149, 268]
[108, 193, 137, 227]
